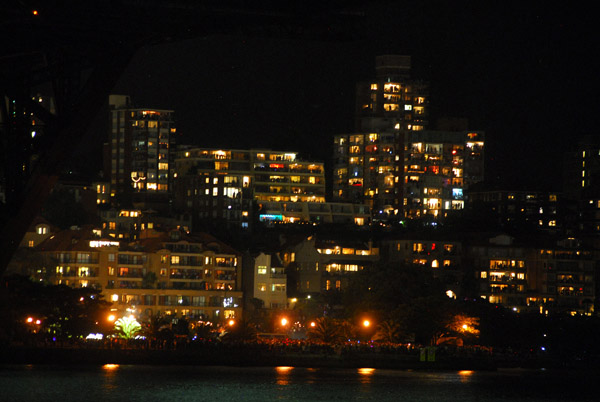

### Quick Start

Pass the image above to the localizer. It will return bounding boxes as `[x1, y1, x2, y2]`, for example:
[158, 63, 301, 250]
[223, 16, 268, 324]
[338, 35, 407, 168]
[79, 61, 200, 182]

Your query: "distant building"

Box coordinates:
[467, 188, 561, 232]
[250, 252, 288, 310]
[333, 130, 484, 219]
[108, 95, 176, 213]
[34, 226, 242, 321]
[528, 238, 595, 315]
[282, 235, 379, 296]
[333, 56, 483, 220]
[173, 147, 370, 228]
[354, 55, 429, 133]
[379, 236, 464, 297]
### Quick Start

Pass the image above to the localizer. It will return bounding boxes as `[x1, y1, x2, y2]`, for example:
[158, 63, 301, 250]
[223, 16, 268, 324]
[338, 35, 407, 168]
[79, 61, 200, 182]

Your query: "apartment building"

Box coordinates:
[333, 130, 484, 219]
[282, 235, 379, 295]
[34, 226, 242, 321]
[108, 95, 176, 212]
[173, 147, 370, 228]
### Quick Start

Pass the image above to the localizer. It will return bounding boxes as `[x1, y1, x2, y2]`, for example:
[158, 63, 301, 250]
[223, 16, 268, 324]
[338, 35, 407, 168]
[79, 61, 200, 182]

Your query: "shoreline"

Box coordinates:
[0, 345, 577, 371]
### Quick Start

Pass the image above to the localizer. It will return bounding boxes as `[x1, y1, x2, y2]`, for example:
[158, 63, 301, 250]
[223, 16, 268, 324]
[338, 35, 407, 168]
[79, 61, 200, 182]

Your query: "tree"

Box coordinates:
[307, 317, 345, 344]
[221, 319, 258, 342]
[114, 316, 142, 339]
[373, 320, 404, 343]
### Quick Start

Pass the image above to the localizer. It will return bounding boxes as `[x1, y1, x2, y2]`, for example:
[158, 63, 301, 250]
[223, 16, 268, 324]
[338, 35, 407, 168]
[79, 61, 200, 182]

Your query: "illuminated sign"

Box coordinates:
[259, 214, 283, 222]
[89, 240, 120, 248]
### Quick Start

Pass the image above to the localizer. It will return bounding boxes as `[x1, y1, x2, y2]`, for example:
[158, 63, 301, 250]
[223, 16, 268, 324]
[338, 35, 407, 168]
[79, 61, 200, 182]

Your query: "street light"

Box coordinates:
[280, 317, 288, 327]
[363, 319, 371, 328]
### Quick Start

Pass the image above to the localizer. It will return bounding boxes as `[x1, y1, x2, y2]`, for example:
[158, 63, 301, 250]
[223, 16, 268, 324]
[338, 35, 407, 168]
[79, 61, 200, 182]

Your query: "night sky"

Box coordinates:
[111, 2, 597, 191]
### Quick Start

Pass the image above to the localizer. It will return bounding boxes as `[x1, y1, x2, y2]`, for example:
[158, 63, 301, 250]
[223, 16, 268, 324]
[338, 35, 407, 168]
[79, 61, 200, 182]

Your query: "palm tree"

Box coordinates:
[114, 315, 142, 339]
[373, 320, 403, 343]
[307, 317, 345, 344]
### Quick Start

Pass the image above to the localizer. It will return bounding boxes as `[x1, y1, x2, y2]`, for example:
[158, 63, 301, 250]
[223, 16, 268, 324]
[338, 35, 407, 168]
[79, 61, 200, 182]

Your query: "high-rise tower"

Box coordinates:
[354, 55, 429, 133]
[333, 56, 484, 220]
[108, 95, 176, 212]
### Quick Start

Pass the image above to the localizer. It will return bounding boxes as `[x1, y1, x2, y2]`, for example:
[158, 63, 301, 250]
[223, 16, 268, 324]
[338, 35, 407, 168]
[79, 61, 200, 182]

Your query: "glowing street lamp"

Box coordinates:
[228, 319, 235, 327]
[107, 314, 116, 322]
[280, 317, 288, 327]
[363, 319, 371, 328]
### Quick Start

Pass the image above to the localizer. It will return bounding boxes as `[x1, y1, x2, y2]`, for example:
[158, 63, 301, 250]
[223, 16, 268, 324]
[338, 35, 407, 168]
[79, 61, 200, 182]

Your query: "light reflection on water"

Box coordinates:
[1, 365, 599, 402]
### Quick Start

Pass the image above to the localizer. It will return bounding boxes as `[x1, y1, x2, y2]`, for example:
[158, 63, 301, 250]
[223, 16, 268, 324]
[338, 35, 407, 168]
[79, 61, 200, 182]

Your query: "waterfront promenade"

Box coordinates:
[0, 339, 570, 370]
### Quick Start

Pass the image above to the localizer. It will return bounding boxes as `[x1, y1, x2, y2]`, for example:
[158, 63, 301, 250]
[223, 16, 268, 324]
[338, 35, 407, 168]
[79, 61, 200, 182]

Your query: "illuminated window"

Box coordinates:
[171, 256, 180, 264]
[370, 83, 377, 90]
[481, 272, 487, 279]
[257, 266, 267, 275]
[258, 283, 267, 292]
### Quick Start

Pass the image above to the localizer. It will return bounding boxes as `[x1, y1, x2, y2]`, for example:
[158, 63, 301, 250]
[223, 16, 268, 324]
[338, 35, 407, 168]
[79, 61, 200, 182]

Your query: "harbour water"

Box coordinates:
[0, 364, 597, 401]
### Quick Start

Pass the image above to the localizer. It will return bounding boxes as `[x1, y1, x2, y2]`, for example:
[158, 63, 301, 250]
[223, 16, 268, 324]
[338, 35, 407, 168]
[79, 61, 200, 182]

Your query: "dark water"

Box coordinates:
[0, 365, 597, 401]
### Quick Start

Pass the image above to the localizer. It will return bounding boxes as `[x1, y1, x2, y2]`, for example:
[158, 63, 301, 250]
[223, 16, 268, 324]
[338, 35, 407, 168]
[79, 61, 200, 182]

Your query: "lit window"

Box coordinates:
[257, 266, 267, 275]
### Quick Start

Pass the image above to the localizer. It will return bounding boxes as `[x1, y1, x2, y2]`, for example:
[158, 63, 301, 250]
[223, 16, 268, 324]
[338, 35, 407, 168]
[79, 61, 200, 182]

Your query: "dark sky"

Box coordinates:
[111, 2, 597, 190]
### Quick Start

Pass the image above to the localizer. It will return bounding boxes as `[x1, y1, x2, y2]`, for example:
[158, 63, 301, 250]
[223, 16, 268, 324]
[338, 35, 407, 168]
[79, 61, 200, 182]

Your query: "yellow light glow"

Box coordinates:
[358, 368, 375, 375]
[107, 314, 116, 322]
[281, 318, 288, 326]
[26, 317, 33, 323]
[103, 364, 119, 370]
[310, 321, 316, 328]
[228, 319, 235, 326]
[363, 320, 370, 328]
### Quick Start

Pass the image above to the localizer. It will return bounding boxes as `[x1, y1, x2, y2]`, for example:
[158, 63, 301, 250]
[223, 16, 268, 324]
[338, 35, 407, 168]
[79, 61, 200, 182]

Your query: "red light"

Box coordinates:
[32, 10, 38, 15]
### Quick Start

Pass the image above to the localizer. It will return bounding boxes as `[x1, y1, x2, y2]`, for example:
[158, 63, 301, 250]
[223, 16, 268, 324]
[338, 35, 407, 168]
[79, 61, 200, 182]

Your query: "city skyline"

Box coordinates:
[109, 2, 596, 190]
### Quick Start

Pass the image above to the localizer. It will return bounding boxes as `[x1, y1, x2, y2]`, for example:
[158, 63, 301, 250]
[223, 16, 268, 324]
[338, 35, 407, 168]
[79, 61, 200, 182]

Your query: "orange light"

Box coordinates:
[32, 10, 38, 15]
[310, 321, 316, 328]
[26, 317, 33, 323]
[228, 319, 235, 326]
[35, 320, 41, 325]
[363, 320, 370, 328]
[281, 318, 288, 326]
[107, 314, 116, 322]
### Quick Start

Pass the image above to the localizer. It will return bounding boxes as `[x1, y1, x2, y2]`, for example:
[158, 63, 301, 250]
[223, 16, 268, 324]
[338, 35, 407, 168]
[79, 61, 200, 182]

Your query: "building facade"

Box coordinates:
[283, 235, 379, 296]
[333, 130, 484, 219]
[173, 147, 370, 228]
[34, 226, 242, 321]
[355, 55, 429, 133]
[108, 95, 176, 212]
